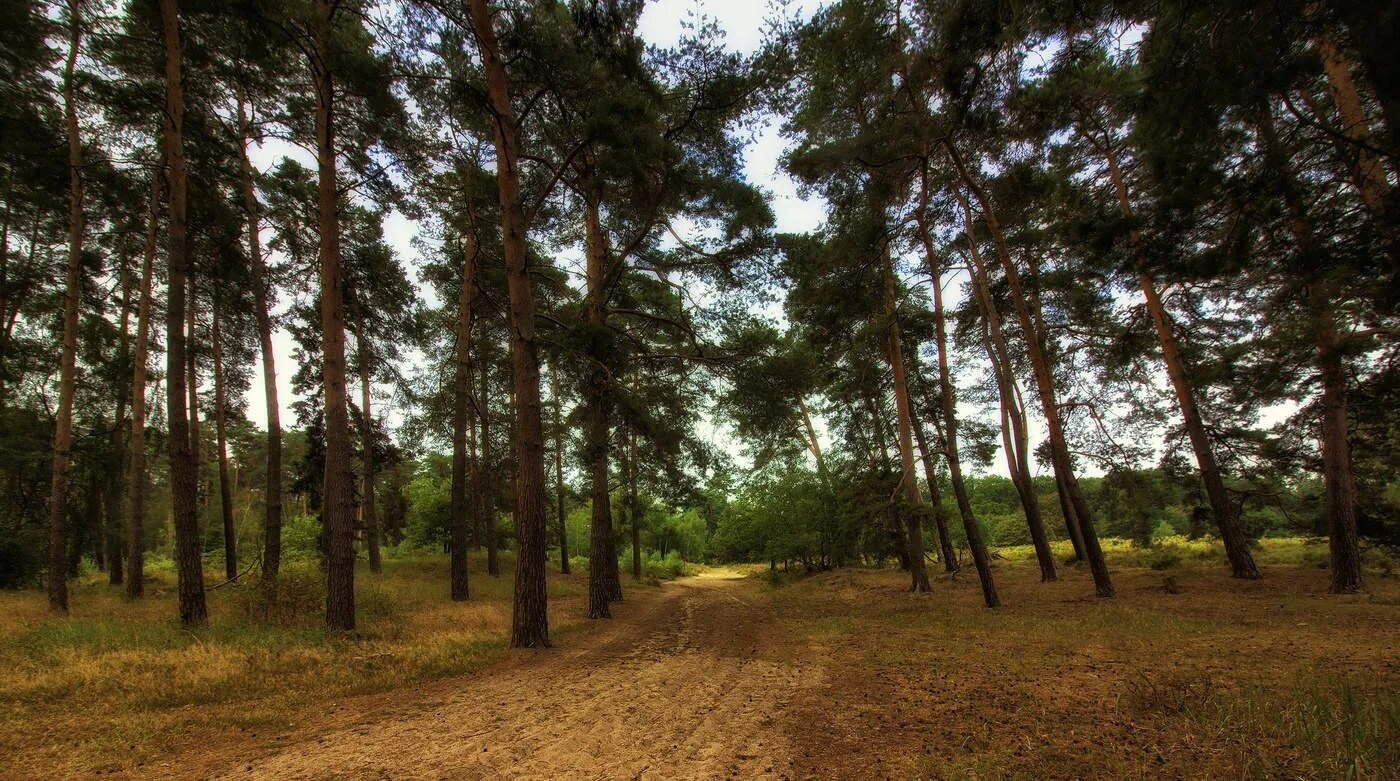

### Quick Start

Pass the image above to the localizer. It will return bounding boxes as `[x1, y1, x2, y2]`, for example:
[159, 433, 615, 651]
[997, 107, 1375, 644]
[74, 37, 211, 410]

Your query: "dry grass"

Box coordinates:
[768, 538, 1400, 780]
[0, 552, 598, 778]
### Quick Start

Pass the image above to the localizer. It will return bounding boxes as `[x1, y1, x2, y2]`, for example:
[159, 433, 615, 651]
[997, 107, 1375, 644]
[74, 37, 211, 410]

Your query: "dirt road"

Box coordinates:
[208, 573, 820, 780]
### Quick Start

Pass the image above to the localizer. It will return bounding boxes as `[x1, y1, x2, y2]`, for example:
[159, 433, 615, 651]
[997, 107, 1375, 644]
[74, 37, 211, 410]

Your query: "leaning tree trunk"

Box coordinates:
[1097, 139, 1258, 579]
[237, 95, 283, 580]
[313, 0, 356, 632]
[450, 234, 477, 600]
[160, 0, 207, 625]
[355, 313, 381, 575]
[910, 407, 958, 573]
[46, 0, 85, 613]
[880, 247, 932, 594]
[212, 292, 237, 582]
[945, 139, 1114, 597]
[125, 167, 160, 600]
[550, 362, 569, 574]
[583, 187, 617, 618]
[469, 0, 550, 647]
[959, 218, 1057, 582]
[915, 170, 1001, 601]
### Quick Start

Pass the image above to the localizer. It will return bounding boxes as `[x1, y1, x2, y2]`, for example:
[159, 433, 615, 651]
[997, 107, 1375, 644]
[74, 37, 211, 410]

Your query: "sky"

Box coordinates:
[239, 0, 1144, 483]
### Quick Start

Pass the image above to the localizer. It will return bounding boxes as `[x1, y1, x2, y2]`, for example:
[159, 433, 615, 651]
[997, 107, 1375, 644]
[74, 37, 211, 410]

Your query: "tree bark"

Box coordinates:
[105, 250, 133, 585]
[550, 362, 569, 574]
[910, 407, 958, 573]
[961, 224, 1057, 582]
[159, 0, 207, 625]
[47, 0, 84, 613]
[236, 95, 282, 580]
[126, 167, 160, 600]
[313, 0, 356, 632]
[1096, 138, 1259, 579]
[356, 314, 381, 574]
[469, 0, 550, 647]
[880, 246, 932, 594]
[583, 187, 616, 618]
[945, 138, 1114, 597]
[629, 426, 641, 580]
[212, 291, 236, 582]
[450, 234, 477, 600]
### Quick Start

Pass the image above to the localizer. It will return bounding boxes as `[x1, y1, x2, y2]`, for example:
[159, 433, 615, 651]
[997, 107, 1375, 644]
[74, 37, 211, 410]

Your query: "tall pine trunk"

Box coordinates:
[629, 427, 640, 581]
[160, 0, 207, 625]
[1097, 140, 1259, 579]
[237, 96, 282, 580]
[125, 167, 160, 600]
[910, 407, 958, 573]
[550, 363, 569, 574]
[880, 247, 932, 594]
[47, 0, 84, 613]
[313, 0, 356, 632]
[480, 354, 499, 576]
[583, 188, 616, 618]
[356, 314, 381, 574]
[946, 139, 1114, 597]
[105, 251, 133, 585]
[960, 218, 1057, 582]
[212, 292, 236, 582]
[469, 0, 550, 647]
[450, 234, 477, 600]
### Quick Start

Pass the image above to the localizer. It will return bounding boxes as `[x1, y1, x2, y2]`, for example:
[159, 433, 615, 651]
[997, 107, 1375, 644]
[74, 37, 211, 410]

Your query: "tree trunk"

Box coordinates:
[551, 362, 569, 574]
[356, 315, 381, 575]
[1258, 111, 1365, 594]
[880, 246, 932, 594]
[583, 188, 616, 618]
[126, 167, 160, 600]
[469, 0, 550, 647]
[480, 354, 498, 577]
[629, 426, 641, 580]
[237, 95, 282, 580]
[1095, 138, 1259, 578]
[159, 0, 207, 625]
[910, 408, 958, 573]
[105, 251, 133, 586]
[313, 0, 356, 632]
[961, 221, 1057, 582]
[945, 138, 1114, 597]
[862, 388, 909, 570]
[212, 291, 236, 582]
[188, 267, 201, 518]
[450, 234, 477, 600]
[47, 0, 84, 613]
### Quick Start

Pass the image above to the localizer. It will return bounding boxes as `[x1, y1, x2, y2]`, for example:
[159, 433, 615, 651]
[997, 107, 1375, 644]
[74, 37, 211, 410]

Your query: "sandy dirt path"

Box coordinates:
[205, 574, 819, 780]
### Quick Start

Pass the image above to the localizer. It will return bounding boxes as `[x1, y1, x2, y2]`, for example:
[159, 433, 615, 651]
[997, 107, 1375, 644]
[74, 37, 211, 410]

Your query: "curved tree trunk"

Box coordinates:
[160, 0, 207, 625]
[47, 0, 84, 613]
[945, 138, 1114, 597]
[313, 0, 356, 632]
[469, 0, 550, 647]
[450, 234, 477, 600]
[126, 167, 160, 600]
[911, 407, 958, 573]
[960, 222, 1057, 582]
[237, 96, 282, 580]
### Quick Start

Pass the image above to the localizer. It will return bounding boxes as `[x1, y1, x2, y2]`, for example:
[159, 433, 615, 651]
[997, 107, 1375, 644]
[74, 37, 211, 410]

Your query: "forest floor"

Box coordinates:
[1, 542, 1398, 779]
